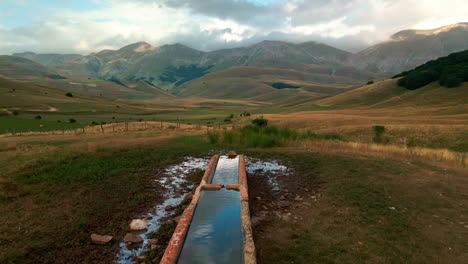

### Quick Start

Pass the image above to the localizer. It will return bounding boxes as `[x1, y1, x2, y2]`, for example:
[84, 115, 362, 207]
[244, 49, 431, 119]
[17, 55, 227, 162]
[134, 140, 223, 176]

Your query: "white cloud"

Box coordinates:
[0, 0, 467, 55]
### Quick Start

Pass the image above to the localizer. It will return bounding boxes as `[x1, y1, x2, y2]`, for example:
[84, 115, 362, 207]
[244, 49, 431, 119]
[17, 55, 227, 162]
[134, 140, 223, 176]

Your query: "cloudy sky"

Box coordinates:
[0, 0, 466, 55]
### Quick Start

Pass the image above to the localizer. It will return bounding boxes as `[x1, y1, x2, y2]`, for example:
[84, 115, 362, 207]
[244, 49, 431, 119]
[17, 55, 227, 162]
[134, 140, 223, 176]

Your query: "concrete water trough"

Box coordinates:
[160, 154, 256, 264]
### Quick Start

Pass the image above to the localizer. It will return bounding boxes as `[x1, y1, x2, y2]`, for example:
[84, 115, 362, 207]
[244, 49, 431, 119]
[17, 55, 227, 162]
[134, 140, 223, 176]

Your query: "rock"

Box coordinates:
[150, 244, 158, 250]
[90, 234, 113, 245]
[149, 239, 159, 245]
[136, 255, 145, 261]
[165, 205, 174, 211]
[173, 216, 182, 224]
[129, 219, 148, 231]
[294, 196, 303, 201]
[227, 151, 237, 158]
[255, 196, 262, 201]
[123, 233, 143, 244]
[184, 192, 194, 201]
[262, 205, 268, 210]
[279, 195, 285, 200]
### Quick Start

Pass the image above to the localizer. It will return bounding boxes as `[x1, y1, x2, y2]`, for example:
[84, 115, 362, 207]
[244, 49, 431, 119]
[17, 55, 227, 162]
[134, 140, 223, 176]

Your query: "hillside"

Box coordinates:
[354, 23, 468, 76]
[0, 77, 151, 115]
[316, 78, 468, 114]
[172, 66, 358, 103]
[0, 55, 64, 80]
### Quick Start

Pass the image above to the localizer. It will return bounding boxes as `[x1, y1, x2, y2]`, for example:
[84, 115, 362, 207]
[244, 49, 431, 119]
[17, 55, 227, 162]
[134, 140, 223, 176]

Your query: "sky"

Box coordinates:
[0, 0, 466, 55]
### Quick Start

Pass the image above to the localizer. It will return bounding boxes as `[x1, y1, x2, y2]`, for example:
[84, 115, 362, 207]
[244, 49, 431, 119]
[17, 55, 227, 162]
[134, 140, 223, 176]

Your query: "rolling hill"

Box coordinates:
[0, 55, 65, 80]
[0, 77, 148, 114]
[316, 78, 468, 114]
[172, 66, 358, 105]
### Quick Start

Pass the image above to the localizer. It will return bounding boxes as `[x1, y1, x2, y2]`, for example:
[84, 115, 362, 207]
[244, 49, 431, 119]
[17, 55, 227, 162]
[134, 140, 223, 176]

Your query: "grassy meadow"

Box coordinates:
[1, 73, 467, 263]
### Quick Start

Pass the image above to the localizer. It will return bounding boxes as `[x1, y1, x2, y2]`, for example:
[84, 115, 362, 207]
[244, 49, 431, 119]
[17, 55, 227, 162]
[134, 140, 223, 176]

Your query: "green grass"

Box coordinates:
[248, 151, 465, 264]
[208, 124, 345, 148]
[0, 117, 81, 134]
[0, 135, 214, 263]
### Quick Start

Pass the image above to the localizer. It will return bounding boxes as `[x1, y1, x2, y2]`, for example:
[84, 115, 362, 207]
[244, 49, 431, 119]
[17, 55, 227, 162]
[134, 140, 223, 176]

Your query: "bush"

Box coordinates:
[65, 92, 73, 97]
[207, 131, 219, 144]
[69, 118, 76, 123]
[35, 115, 42, 120]
[12, 110, 19, 116]
[252, 117, 268, 127]
[367, 80, 374, 85]
[373, 125, 389, 144]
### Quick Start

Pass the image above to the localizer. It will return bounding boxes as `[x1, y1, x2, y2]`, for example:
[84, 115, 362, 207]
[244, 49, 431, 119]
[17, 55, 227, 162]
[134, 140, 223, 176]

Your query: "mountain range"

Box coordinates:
[1, 22, 467, 100]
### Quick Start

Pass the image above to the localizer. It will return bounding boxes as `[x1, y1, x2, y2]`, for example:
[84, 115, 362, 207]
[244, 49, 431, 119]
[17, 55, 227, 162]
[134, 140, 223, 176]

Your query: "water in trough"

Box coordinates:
[177, 156, 243, 264]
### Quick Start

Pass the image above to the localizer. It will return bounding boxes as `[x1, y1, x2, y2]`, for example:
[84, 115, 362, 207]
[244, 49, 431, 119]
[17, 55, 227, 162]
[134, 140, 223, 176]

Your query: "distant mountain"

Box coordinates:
[9, 22, 468, 99]
[354, 23, 468, 76]
[13, 40, 358, 89]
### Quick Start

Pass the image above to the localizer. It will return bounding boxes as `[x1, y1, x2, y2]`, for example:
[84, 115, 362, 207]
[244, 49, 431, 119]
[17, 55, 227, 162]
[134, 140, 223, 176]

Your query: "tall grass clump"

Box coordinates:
[206, 117, 344, 148]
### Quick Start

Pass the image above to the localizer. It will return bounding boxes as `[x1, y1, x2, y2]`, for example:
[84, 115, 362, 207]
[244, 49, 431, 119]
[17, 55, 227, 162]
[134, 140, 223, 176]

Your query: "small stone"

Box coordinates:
[123, 233, 143, 244]
[388, 207, 396, 210]
[165, 205, 174, 211]
[262, 205, 268, 210]
[136, 255, 145, 261]
[129, 219, 148, 231]
[255, 196, 262, 201]
[279, 195, 285, 200]
[294, 196, 303, 201]
[90, 234, 113, 245]
[149, 239, 159, 245]
[151, 244, 158, 250]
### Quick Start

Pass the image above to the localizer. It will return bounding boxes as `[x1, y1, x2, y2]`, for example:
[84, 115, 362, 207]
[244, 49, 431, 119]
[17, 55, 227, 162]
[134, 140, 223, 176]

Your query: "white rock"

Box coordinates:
[129, 219, 148, 231]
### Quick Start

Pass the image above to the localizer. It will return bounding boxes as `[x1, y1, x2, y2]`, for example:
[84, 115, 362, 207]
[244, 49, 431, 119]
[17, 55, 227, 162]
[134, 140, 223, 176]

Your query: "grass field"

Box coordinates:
[0, 123, 466, 263]
[1, 67, 467, 263]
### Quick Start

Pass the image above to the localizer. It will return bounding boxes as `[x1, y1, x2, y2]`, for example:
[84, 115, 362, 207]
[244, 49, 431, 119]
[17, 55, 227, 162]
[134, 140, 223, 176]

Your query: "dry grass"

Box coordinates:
[0, 121, 203, 138]
[289, 139, 467, 169]
[264, 108, 468, 151]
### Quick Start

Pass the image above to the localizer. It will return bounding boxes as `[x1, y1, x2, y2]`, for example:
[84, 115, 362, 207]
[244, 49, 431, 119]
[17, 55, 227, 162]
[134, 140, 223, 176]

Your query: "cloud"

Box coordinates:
[0, 0, 467, 55]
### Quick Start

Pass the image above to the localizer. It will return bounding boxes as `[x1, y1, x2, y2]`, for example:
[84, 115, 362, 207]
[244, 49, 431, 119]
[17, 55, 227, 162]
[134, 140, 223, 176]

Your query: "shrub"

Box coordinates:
[207, 131, 219, 144]
[252, 116, 268, 127]
[65, 92, 73, 97]
[35, 115, 42, 120]
[373, 125, 389, 144]
[367, 80, 374, 85]
[69, 118, 76, 123]
[12, 110, 19, 116]
[91, 121, 98, 125]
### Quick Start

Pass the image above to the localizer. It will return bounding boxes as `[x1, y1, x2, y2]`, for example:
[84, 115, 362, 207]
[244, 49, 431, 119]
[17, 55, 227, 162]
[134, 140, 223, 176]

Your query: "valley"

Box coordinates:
[0, 20, 467, 264]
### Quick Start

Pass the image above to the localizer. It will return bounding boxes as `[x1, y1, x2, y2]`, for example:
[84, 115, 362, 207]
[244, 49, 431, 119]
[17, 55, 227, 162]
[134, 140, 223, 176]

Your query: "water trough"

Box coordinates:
[160, 154, 256, 264]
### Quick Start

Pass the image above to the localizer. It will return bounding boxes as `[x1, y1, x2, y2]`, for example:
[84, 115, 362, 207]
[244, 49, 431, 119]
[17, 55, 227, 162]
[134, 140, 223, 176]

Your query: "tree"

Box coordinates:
[367, 80, 374, 85]
[66, 92, 73, 97]
[12, 110, 19, 116]
[69, 118, 76, 123]
[35, 115, 42, 120]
